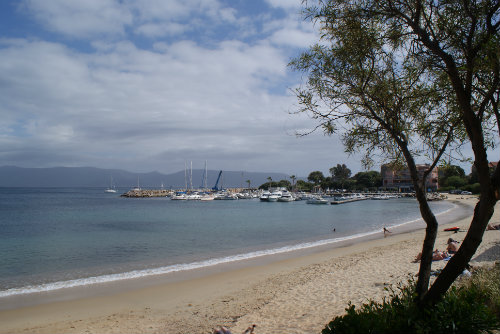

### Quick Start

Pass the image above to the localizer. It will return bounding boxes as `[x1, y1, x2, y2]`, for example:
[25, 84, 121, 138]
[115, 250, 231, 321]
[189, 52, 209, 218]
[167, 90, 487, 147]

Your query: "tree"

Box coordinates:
[291, 0, 499, 306]
[330, 164, 352, 189]
[307, 171, 325, 186]
[354, 171, 382, 190]
[290, 175, 297, 190]
[446, 175, 467, 189]
[246, 179, 251, 189]
[296, 179, 313, 192]
[439, 164, 467, 188]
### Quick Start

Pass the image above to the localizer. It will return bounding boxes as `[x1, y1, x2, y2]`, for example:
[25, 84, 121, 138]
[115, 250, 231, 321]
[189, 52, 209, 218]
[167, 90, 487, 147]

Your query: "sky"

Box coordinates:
[0, 0, 482, 177]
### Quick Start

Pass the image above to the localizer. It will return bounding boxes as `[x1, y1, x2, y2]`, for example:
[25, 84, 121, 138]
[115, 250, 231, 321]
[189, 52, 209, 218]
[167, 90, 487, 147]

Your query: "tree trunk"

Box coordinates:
[414, 195, 439, 300]
[400, 145, 439, 300]
[422, 192, 496, 304]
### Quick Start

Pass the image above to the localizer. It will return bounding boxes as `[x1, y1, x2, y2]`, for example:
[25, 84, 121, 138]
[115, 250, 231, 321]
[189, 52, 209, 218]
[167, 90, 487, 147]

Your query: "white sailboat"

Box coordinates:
[132, 176, 141, 191]
[105, 176, 117, 193]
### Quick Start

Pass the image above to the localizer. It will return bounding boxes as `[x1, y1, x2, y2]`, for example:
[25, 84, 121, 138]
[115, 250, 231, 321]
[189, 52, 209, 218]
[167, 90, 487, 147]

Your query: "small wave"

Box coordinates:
[0, 202, 457, 298]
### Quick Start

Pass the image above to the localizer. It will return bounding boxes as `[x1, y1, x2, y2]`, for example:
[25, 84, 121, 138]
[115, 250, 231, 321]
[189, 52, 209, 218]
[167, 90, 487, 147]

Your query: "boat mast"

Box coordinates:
[184, 161, 187, 191]
[204, 160, 208, 189]
[190, 161, 193, 190]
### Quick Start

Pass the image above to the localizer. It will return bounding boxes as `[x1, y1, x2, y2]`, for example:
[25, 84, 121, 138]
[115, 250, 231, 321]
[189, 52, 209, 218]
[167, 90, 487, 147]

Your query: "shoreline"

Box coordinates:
[1, 195, 498, 333]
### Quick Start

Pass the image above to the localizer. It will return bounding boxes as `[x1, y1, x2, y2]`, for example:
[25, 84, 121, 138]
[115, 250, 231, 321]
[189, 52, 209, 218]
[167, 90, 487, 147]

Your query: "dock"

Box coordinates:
[330, 197, 369, 205]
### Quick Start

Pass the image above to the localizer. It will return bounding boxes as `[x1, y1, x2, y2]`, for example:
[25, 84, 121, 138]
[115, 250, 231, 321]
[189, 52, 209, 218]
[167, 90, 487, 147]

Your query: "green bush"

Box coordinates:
[322, 266, 500, 334]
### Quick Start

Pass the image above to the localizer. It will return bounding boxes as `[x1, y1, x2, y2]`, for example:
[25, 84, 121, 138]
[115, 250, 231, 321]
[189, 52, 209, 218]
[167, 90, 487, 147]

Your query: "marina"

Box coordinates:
[119, 187, 432, 205]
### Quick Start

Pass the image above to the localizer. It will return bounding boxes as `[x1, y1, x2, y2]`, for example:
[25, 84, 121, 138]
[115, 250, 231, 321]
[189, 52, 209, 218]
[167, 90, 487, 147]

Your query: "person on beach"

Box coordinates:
[213, 326, 232, 334]
[446, 238, 460, 254]
[487, 223, 500, 230]
[213, 324, 256, 334]
[383, 227, 391, 236]
[413, 249, 449, 263]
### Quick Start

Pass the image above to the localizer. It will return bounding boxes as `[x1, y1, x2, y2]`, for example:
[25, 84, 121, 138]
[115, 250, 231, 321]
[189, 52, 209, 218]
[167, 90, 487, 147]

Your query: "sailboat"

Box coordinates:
[132, 176, 141, 191]
[105, 176, 117, 193]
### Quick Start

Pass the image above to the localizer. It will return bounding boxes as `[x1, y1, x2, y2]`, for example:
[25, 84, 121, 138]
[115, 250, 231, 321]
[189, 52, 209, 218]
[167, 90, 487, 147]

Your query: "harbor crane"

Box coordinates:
[212, 170, 223, 191]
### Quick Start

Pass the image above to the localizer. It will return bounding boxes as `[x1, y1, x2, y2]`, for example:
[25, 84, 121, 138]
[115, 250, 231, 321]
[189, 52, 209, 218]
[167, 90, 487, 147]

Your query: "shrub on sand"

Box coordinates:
[322, 265, 500, 334]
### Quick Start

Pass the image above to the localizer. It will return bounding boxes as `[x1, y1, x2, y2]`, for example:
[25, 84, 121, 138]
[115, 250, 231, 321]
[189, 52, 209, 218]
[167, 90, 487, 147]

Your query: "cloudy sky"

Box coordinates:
[1, 0, 482, 177]
[0, 0, 362, 177]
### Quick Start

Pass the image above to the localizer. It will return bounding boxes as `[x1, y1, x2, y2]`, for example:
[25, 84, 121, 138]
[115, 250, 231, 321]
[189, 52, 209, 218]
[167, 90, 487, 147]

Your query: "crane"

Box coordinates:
[212, 170, 223, 191]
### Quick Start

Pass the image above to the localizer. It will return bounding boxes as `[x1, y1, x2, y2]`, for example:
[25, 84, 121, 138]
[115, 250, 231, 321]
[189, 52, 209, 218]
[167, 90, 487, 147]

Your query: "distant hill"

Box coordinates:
[0, 166, 292, 189]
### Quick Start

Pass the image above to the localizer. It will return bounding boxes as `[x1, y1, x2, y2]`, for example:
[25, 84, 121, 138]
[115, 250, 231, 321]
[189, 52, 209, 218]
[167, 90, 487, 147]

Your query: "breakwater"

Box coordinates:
[120, 189, 172, 197]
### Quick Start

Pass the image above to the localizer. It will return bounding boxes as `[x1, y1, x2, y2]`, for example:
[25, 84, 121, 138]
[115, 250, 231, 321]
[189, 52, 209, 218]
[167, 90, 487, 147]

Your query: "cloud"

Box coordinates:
[20, 0, 245, 40]
[21, 0, 133, 38]
[263, 0, 302, 11]
[0, 35, 335, 174]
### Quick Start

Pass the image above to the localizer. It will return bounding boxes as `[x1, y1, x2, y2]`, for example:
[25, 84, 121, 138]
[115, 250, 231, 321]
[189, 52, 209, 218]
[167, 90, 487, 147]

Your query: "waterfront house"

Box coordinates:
[381, 163, 438, 192]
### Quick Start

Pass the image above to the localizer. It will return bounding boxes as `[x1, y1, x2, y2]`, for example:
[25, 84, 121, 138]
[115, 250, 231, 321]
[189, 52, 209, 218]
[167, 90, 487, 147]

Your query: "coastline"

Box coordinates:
[1, 195, 498, 334]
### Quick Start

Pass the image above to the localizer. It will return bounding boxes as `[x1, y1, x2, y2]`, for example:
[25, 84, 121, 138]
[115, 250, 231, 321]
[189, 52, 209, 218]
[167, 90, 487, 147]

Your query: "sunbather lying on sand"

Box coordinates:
[213, 324, 256, 334]
[487, 223, 500, 230]
[413, 249, 449, 263]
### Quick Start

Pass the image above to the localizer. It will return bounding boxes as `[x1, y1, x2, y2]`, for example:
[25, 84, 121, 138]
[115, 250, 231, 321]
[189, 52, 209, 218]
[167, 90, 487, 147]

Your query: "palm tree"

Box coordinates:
[246, 179, 251, 189]
[290, 175, 296, 191]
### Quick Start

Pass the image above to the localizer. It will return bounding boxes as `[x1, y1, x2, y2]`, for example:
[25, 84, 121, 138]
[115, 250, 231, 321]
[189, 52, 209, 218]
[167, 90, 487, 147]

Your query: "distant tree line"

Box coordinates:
[437, 164, 487, 194]
[259, 164, 382, 192]
[259, 163, 481, 193]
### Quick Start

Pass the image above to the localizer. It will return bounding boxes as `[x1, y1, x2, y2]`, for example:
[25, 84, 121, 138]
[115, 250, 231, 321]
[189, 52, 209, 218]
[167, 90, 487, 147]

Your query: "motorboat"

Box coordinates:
[371, 194, 390, 200]
[171, 192, 188, 200]
[186, 193, 202, 200]
[277, 191, 294, 202]
[260, 191, 271, 201]
[214, 191, 238, 200]
[268, 190, 282, 202]
[306, 196, 329, 204]
[200, 194, 215, 201]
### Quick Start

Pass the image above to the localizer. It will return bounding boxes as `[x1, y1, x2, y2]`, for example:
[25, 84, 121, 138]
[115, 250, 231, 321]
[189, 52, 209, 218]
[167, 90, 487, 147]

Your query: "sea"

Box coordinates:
[0, 187, 457, 298]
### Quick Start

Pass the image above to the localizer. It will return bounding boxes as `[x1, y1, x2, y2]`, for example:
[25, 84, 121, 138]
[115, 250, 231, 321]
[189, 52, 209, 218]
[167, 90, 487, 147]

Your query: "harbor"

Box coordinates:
[119, 187, 446, 203]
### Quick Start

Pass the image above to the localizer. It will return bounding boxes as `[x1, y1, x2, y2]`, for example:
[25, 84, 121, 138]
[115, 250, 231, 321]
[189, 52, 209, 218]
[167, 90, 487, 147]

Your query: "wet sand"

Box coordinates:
[1, 195, 498, 334]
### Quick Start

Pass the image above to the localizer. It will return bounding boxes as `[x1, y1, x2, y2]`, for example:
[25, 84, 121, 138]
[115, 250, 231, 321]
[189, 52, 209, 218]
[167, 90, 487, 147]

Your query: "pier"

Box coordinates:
[330, 197, 369, 205]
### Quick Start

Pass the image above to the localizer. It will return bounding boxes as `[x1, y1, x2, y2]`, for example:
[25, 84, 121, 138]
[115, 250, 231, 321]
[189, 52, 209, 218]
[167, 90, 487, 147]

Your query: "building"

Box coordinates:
[381, 163, 438, 192]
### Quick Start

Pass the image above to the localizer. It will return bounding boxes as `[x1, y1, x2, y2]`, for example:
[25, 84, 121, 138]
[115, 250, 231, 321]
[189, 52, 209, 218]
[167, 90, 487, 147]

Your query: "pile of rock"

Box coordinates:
[120, 189, 172, 198]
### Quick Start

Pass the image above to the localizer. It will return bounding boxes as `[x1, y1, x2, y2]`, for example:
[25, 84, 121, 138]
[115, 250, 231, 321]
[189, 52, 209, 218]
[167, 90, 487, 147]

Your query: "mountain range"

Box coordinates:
[0, 166, 292, 189]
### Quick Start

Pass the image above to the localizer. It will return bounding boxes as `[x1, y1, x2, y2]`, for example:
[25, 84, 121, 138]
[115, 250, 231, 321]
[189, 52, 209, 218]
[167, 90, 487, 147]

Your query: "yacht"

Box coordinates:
[171, 192, 188, 200]
[260, 191, 271, 201]
[200, 194, 215, 201]
[268, 190, 282, 202]
[186, 193, 202, 200]
[277, 191, 294, 202]
[371, 194, 390, 200]
[306, 196, 329, 204]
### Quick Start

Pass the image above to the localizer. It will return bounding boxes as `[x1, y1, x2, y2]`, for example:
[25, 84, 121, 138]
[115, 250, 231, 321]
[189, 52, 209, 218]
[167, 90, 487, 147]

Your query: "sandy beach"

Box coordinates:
[1, 195, 499, 334]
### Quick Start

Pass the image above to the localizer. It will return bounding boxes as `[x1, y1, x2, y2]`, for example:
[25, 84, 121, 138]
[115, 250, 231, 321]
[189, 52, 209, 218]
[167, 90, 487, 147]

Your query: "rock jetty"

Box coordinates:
[120, 189, 172, 198]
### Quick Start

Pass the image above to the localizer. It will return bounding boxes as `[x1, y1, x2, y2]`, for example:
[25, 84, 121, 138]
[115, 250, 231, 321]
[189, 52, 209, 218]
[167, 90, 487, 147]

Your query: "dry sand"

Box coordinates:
[0, 195, 499, 334]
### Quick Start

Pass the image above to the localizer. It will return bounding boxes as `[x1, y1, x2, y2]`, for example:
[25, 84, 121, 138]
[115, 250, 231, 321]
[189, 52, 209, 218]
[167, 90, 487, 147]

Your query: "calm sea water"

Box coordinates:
[0, 187, 454, 296]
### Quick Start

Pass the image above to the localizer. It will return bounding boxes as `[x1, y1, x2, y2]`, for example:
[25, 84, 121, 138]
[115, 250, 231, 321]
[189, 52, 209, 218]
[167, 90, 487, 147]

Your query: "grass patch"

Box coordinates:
[322, 264, 500, 334]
